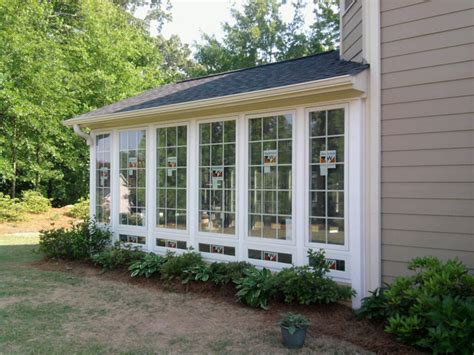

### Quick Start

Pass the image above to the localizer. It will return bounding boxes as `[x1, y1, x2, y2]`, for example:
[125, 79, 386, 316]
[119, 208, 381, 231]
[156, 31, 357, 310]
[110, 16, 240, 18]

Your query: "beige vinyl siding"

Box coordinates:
[380, 0, 474, 282]
[341, 0, 363, 62]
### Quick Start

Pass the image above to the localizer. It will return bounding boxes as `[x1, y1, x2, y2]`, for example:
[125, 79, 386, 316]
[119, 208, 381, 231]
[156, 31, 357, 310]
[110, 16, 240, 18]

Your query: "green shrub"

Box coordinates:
[208, 261, 252, 285]
[21, 190, 51, 213]
[182, 264, 213, 284]
[67, 197, 90, 219]
[235, 267, 277, 309]
[0, 193, 25, 221]
[160, 251, 204, 281]
[39, 220, 111, 260]
[357, 257, 474, 354]
[275, 249, 354, 305]
[276, 265, 354, 305]
[92, 242, 144, 270]
[129, 253, 165, 278]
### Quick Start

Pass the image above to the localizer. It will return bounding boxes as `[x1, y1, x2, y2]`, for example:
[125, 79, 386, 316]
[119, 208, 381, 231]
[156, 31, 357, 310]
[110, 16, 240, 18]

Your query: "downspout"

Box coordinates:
[73, 124, 92, 146]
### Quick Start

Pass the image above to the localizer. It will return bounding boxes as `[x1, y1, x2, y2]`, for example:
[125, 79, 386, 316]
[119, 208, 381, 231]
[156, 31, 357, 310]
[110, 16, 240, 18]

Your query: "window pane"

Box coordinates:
[156, 125, 186, 229]
[95, 134, 111, 223]
[310, 218, 326, 243]
[310, 111, 326, 137]
[200, 123, 211, 144]
[328, 109, 344, 136]
[278, 115, 292, 139]
[119, 130, 146, 227]
[328, 219, 344, 245]
[309, 109, 345, 246]
[248, 115, 293, 240]
[249, 118, 262, 141]
[199, 120, 236, 235]
[224, 120, 236, 143]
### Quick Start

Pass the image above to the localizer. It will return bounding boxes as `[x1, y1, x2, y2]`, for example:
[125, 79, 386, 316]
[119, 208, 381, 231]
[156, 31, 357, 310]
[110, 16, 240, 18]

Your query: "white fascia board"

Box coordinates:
[63, 74, 365, 127]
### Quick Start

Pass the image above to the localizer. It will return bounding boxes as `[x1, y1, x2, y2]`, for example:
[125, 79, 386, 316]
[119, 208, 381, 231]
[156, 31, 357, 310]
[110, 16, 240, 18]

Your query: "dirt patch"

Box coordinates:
[33, 259, 420, 354]
[0, 207, 78, 235]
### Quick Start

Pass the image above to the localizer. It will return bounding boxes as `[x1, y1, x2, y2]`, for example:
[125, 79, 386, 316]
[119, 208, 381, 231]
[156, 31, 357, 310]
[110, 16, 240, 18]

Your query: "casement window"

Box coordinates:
[95, 133, 111, 223]
[308, 108, 345, 245]
[198, 120, 237, 235]
[248, 114, 293, 240]
[119, 130, 146, 226]
[156, 125, 187, 230]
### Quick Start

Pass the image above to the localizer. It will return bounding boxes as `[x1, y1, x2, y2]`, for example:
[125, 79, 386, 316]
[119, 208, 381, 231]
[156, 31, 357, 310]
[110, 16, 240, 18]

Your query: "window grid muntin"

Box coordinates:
[95, 133, 111, 223]
[199, 120, 236, 235]
[248, 115, 293, 240]
[309, 109, 345, 245]
[119, 130, 146, 226]
[156, 125, 187, 230]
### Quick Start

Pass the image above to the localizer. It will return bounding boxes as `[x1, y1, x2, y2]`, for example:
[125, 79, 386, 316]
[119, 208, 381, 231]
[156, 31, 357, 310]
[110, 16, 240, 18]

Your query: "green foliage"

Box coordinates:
[38, 220, 111, 260]
[129, 253, 166, 278]
[278, 313, 310, 335]
[276, 266, 354, 305]
[355, 287, 390, 320]
[0, 0, 191, 205]
[0, 192, 25, 221]
[159, 251, 205, 281]
[21, 190, 51, 213]
[275, 249, 354, 305]
[235, 267, 277, 309]
[358, 257, 474, 354]
[208, 261, 253, 285]
[182, 264, 213, 284]
[67, 197, 90, 220]
[194, 0, 340, 75]
[92, 242, 144, 271]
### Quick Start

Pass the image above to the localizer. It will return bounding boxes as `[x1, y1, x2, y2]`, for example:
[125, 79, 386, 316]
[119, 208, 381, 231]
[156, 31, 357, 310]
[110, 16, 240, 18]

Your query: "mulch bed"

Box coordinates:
[33, 259, 422, 354]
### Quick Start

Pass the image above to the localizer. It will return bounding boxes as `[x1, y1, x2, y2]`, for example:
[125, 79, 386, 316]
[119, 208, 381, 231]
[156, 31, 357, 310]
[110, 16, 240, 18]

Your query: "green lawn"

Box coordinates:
[0, 234, 371, 354]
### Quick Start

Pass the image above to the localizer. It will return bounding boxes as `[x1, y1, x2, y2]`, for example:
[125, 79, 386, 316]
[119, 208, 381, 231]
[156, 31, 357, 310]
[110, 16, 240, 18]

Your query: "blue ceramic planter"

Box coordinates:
[280, 326, 308, 349]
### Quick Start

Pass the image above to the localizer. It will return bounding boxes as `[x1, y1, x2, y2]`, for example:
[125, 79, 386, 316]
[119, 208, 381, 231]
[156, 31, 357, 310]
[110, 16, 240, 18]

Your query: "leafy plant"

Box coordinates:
[278, 313, 310, 334]
[129, 253, 165, 278]
[235, 267, 277, 309]
[159, 251, 205, 281]
[0, 193, 25, 222]
[67, 197, 90, 220]
[356, 286, 389, 320]
[38, 219, 111, 260]
[92, 242, 144, 270]
[208, 261, 252, 285]
[275, 249, 354, 305]
[358, 256, 474, 354]
[21, 190, 51, 213]
[182, 264, 213, 284]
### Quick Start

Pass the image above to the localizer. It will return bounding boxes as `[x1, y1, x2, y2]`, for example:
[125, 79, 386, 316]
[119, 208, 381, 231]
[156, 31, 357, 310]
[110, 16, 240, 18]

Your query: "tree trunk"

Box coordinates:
[11, 118, 17, 199]
[35, 143, 40, 191]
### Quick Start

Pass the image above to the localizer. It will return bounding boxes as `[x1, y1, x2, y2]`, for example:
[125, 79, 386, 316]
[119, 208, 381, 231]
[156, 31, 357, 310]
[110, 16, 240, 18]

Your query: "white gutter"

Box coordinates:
[73, 124, 91, 146]
[63, 74, 366, 127]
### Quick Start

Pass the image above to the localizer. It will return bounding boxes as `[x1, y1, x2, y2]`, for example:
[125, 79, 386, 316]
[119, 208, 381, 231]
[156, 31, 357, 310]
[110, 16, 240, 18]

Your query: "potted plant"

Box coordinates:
[278, 313, 311, 349]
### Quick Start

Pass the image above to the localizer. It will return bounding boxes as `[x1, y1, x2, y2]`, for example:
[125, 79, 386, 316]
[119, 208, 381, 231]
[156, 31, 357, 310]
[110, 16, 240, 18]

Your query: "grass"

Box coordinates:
[0, 234, 372, 354]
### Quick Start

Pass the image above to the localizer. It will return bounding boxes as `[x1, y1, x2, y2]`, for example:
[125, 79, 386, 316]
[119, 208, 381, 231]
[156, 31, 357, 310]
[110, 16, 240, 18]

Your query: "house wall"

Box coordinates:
[341, 0, 363, 62]
[379, 0, 474, 282]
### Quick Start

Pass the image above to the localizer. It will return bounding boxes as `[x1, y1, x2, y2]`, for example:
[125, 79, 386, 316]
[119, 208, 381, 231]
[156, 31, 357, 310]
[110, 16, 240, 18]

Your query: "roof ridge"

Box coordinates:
[177, 50, 337, 84]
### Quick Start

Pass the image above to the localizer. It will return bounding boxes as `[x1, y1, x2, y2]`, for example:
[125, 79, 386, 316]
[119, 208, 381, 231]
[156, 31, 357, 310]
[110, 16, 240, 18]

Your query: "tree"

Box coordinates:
[194, 0, 340, 75]
[0, 0, 171, 204]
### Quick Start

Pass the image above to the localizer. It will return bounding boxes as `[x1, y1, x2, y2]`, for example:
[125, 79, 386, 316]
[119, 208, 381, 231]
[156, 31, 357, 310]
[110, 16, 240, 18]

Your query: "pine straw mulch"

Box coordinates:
[33, 259, 422, 354]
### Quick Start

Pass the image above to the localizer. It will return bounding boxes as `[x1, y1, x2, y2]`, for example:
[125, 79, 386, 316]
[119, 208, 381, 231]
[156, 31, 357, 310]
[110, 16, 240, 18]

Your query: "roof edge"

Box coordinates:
[63, 73, 365, 127]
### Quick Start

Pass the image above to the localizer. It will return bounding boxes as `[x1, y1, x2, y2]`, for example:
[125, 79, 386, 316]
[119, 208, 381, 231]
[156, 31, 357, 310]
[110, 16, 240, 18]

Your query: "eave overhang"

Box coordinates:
[64, 70, 368, 129]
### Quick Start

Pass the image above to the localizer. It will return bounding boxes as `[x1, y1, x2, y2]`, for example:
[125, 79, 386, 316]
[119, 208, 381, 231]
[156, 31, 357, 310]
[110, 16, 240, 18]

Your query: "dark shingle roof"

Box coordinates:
[75, 50, 368, 120]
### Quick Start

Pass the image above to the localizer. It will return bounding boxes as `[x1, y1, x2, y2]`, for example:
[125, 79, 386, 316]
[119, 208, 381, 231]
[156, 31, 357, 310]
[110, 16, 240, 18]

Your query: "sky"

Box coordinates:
[136, 0, 315, 46]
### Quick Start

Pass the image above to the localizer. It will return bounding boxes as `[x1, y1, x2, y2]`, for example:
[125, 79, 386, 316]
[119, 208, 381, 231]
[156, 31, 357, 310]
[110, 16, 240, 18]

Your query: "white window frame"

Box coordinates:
[243, 109, 297, 247]
[304, 103, 350, 253]
[114, 125, 149, 239]
[194, 116, 240, 242]
[152, 121, 191, 241]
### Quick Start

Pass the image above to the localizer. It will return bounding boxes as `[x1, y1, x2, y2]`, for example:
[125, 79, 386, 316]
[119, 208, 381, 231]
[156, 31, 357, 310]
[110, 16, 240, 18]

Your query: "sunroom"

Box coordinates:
[65, 51, 370, 306]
